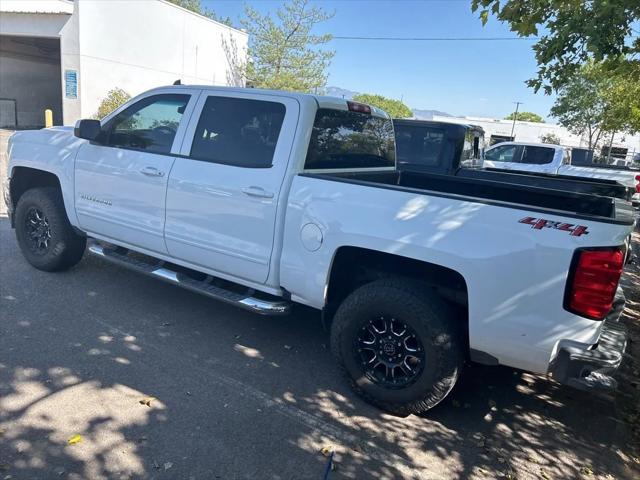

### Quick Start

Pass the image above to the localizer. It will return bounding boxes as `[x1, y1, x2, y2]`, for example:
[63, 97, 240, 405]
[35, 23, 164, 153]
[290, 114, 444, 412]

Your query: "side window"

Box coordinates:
[461, 130, 484, 167]
[485, 145, 518, 162]
[105, 94, 190, 154]
[521, 146, 555, 165]
[190, 96, 286, 168]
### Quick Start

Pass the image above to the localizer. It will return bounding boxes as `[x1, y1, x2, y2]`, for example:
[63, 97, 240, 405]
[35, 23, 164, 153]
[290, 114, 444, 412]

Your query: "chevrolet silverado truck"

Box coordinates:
[483, 141, 640, 207]
[3, 86, 635, 415]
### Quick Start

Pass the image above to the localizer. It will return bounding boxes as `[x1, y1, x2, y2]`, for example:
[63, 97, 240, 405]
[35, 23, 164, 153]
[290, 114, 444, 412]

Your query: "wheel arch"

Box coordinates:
[9, 167, 64, 228]
[323, 246, 469, 337]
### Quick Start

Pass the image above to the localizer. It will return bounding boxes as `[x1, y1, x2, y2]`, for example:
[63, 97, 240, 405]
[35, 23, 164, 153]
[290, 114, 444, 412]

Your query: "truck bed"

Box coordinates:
[457, 168, 630, 201]
[304, 170, 635, 225]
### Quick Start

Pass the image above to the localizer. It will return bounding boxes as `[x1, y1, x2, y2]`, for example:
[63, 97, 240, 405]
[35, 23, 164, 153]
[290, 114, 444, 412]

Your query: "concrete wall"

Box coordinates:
[0, 11, 70, 38]
[59, 5, 80, 125]
[75, 0, 248, 121]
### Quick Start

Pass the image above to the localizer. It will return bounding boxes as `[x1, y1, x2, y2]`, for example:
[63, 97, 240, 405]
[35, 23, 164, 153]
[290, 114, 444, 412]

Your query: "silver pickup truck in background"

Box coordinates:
[483, 142, 640, 207]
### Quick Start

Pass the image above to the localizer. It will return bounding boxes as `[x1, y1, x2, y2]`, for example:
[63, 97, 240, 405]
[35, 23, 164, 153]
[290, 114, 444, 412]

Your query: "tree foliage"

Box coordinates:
[93, 88, 131, 119]
[504, 111, 545, 123]
[550, 64, 608, 150]
[539, 132, 561, 144]
[550, 62, 639, 151]
[167, 0, 233, 27]
[240, 0, 335, 92]
[601, 70, 640, 135]
[352, 94, 413, 118]
[471, 0, 640, 93]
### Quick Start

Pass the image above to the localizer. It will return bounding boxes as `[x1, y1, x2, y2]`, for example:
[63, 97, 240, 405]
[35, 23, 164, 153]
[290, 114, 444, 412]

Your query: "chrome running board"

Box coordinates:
[88, 243, 291, 315]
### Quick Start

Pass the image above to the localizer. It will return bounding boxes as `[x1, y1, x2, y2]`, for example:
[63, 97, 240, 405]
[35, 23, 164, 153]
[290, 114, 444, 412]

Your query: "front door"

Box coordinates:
[74, 91, 196, 254]
[483, 143, 523, 171]
[164, 91, 299, 284]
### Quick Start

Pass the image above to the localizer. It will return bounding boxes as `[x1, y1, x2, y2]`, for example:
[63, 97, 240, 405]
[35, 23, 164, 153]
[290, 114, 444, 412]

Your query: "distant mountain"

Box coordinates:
[324, 86, 454, 119]
[411, 109, 454, 120]
[324, 86, 358, 99]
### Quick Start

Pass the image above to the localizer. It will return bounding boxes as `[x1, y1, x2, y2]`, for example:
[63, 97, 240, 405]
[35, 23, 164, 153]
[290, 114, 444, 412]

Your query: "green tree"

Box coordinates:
[602, 71, 640, 135]
[549, 62, 640, 151]
[93, 88, 131, 119]
[539, 133, 561, 144]
[240, 0, 334, 92]
[504, 111, 545, 123]
[550, 63, 608, 151]
[352, 94, 412, 118]
[471, 0, 640, 93]
[167, 0, 232, 27]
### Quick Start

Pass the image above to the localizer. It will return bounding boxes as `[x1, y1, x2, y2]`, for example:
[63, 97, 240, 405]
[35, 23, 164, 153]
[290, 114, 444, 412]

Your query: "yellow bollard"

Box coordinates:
[44, 109, 53, 128]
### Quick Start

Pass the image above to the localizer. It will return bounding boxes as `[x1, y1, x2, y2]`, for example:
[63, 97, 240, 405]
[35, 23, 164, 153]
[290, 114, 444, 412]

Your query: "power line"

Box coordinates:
[330, 36, 538, 41]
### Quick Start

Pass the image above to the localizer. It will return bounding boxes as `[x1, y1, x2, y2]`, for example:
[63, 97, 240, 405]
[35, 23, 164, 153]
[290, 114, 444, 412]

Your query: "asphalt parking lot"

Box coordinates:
[1, 132, 639, 479]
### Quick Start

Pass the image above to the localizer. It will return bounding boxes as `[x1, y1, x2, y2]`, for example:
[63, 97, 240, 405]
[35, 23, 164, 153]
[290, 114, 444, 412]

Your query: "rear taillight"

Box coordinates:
[635, 174, 640, 193]
[347, 101, 371, 115]
[565, 247, 625, 320]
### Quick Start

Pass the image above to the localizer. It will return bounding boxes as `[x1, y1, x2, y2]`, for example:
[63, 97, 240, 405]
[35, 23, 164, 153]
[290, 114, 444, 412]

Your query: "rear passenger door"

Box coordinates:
[164, 91, 299, 285]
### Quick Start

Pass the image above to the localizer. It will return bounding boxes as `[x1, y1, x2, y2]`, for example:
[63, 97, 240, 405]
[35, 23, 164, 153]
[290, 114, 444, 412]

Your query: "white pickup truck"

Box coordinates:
[483, 141, 640, 207]
[4, 86, 635, 414]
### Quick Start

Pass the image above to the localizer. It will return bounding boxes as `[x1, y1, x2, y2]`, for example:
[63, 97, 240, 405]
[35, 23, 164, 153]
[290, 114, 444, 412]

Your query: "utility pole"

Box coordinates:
[606, 131, 615, 164]
[510, 101, 523, 139]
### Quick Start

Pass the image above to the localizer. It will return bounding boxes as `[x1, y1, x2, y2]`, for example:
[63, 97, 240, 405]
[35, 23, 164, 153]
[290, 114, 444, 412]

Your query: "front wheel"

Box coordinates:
[330, 278, 463, 415]
[15, 187, 86, 272]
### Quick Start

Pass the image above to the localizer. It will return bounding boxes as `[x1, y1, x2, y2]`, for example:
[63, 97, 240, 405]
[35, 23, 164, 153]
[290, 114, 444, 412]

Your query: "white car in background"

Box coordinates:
[483, 142, 640, 207]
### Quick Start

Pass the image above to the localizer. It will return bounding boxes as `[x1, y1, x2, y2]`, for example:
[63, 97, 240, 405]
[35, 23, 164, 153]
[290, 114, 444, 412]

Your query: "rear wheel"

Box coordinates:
[15, 187, 86, 272]
[330, 278, 463, 415]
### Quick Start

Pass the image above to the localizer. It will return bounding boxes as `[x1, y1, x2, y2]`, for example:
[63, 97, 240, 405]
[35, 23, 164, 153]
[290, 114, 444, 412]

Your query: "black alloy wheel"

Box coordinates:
[24, 207, 52, 255]
[356, 315, 425, 388]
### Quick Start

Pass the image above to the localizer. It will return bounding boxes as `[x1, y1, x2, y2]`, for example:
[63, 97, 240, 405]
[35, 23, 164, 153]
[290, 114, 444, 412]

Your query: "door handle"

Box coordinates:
[241, 186, 274, 199]
[140, 166, 164, 177]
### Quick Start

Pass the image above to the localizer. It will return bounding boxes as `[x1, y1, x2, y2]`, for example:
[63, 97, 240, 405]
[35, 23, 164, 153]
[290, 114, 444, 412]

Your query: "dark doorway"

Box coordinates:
[0, 35, 63, 128]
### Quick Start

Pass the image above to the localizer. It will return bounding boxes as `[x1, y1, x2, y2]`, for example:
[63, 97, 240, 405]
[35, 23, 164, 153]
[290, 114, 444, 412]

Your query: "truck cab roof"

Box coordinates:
[486, 141, 563, 150]
[142, 84, 392, 119]
[395, 118, 485, 134]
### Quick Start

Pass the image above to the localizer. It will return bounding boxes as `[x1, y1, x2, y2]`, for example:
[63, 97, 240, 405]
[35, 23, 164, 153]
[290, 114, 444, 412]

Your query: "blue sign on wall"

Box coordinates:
[65, 70, 78, 99]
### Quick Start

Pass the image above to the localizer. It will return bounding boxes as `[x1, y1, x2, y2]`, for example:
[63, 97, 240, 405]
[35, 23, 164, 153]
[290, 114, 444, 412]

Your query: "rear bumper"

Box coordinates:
[550, 289, 627, 391]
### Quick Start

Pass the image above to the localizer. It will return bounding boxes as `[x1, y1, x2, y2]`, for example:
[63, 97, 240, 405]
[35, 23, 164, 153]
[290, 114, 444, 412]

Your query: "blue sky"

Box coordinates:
[204, 0, 557, 120]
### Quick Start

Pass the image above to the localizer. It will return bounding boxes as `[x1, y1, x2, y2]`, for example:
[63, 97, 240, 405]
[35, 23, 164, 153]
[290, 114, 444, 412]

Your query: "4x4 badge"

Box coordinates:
[519, 217, 589, 236]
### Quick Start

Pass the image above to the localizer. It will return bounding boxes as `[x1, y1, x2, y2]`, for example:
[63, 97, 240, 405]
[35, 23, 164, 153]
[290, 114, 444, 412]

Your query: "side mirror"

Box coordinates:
[74, 119, 102, 142]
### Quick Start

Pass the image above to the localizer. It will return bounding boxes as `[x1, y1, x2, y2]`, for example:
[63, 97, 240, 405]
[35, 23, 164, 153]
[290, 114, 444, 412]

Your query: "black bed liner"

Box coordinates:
[303, 170, 635, 226]
[458, 168, 631, 201]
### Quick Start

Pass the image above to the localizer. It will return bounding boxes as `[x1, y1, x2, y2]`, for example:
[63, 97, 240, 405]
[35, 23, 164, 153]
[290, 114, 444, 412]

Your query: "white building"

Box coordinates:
[0, 0, 248, 128]
[432, 114, 640, 162]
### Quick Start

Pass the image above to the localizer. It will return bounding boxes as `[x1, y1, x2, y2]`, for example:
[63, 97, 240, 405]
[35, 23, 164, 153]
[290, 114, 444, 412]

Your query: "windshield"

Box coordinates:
[304, 108, 396, 170]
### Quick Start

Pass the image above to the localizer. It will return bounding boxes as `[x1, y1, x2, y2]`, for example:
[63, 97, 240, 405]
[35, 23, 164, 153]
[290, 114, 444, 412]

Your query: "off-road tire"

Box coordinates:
[330, 278, 463, 415]
[15, 187, 86, 272]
